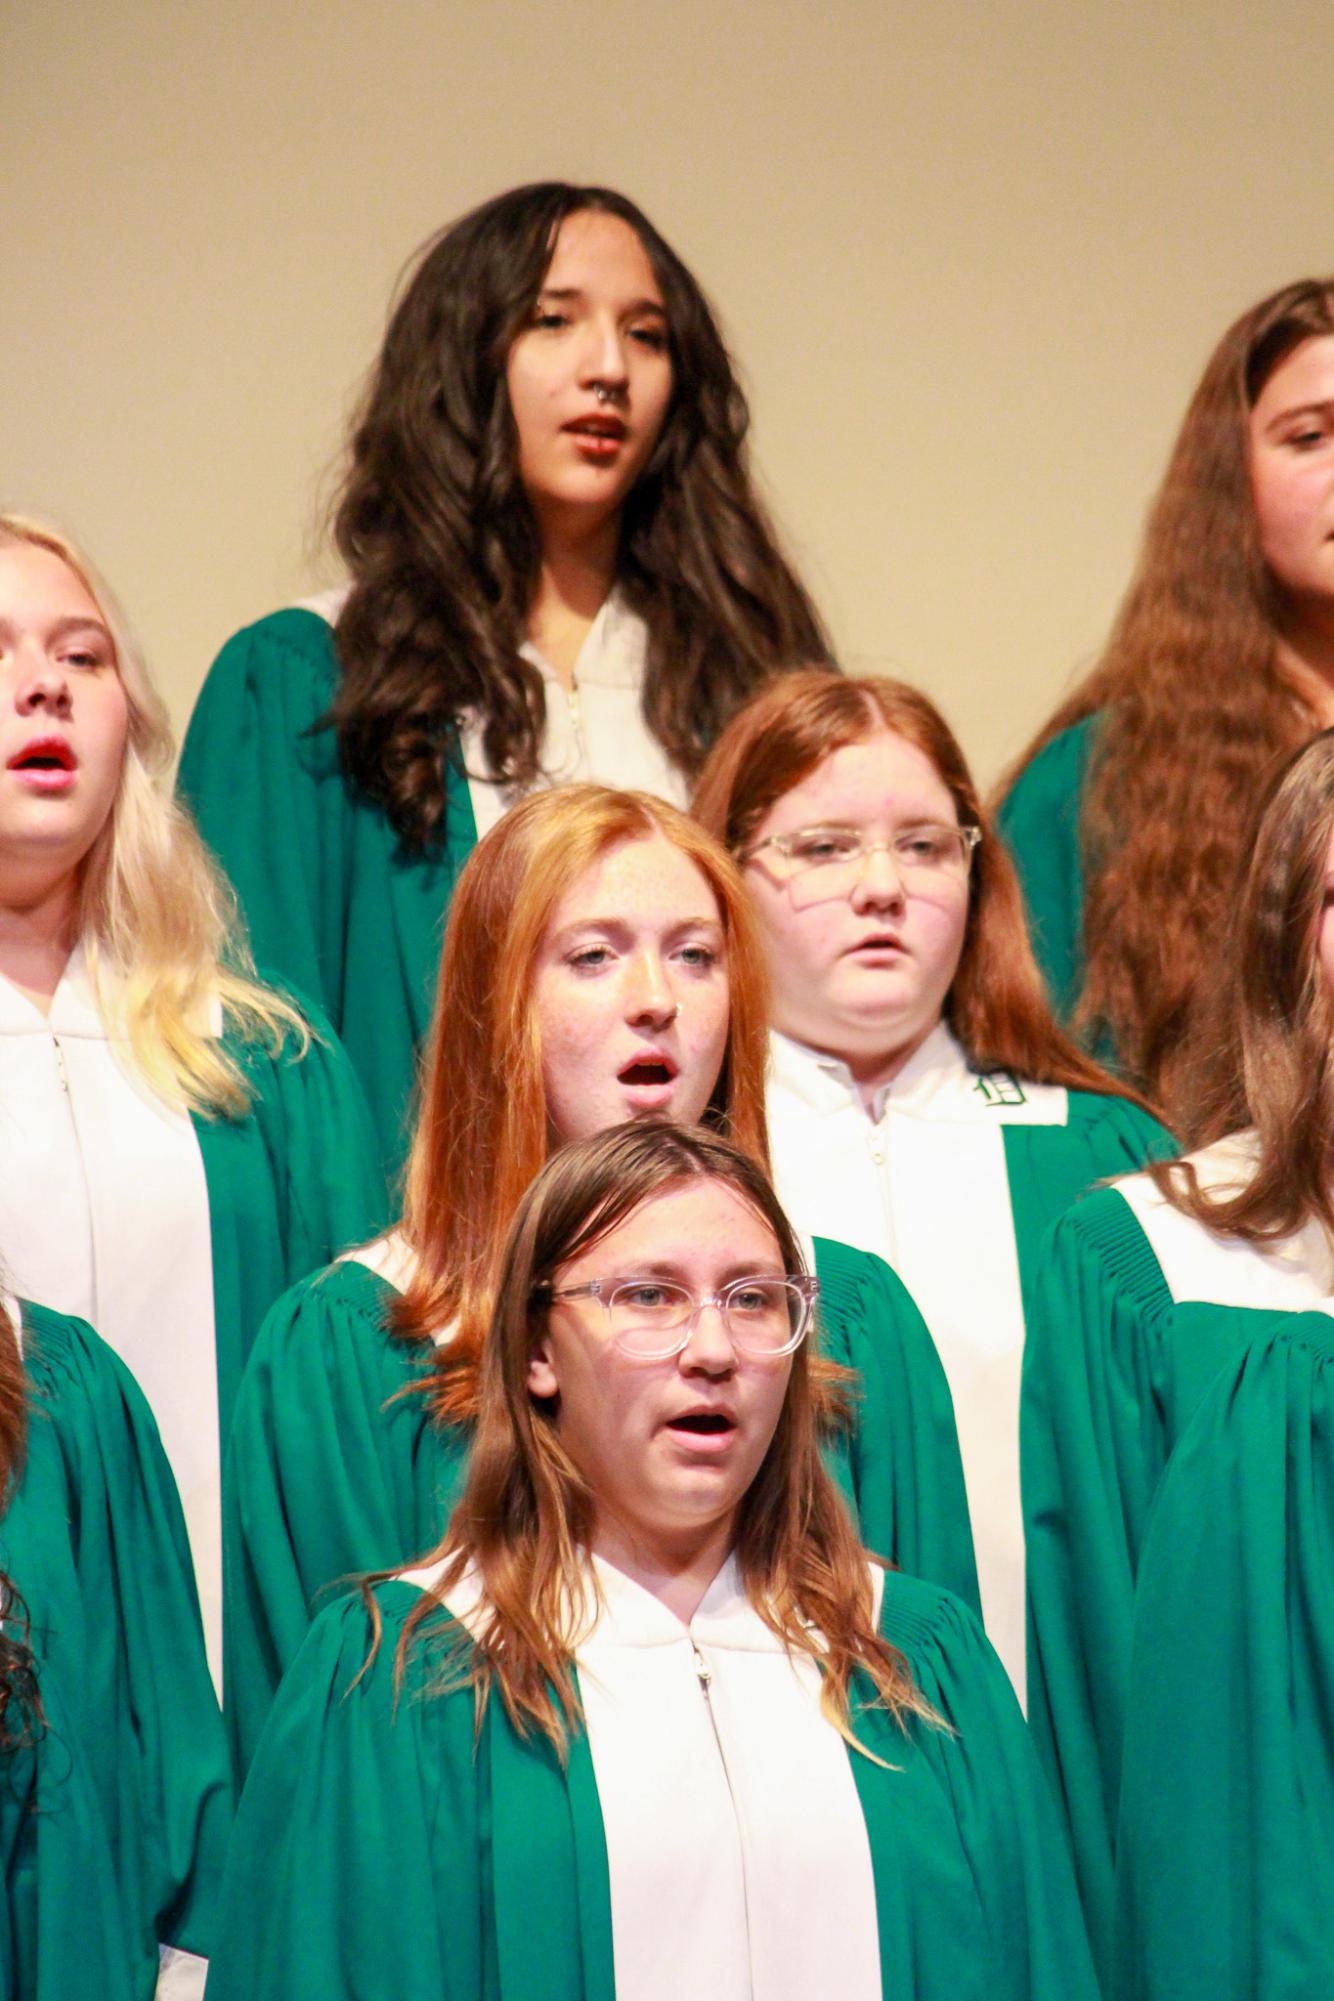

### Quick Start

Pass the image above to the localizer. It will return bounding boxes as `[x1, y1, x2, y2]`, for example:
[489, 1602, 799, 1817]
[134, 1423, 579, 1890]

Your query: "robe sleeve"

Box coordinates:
[1113, 1312, 1334, 2000]
[994, 715, 1096, 1024]
[177, 611, 348, 1027]
[200, 988, 391, 1437]
[16, 1307, 232, 1973]
[1, 1667, 138, 2001]
[205, 1586, 486, 2001]
[1018, 1189, 1172, 1975]
[223, 1266, 468, 1776]
[814, 1239, 980, 1613]
[877, 1577, 1100, 2001]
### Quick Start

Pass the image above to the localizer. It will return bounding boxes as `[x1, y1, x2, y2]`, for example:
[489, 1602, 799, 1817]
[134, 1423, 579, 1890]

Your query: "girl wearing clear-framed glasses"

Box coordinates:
[207, 1122, 1098, 2001]
[223, 783, 980, 1778]
[693, 672, 1173, 1713]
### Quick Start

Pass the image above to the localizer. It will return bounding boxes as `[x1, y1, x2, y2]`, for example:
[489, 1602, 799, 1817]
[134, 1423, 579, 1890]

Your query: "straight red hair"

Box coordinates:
[693, 670, 1147, 1101]
[393, 785, 771, 1418]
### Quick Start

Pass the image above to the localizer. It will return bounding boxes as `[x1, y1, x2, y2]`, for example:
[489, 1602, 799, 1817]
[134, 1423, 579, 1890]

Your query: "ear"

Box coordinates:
[527, 1334, 560, 1402]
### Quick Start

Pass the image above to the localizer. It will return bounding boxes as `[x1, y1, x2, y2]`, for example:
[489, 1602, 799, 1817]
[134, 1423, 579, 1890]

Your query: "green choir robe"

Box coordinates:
[4, 1301, 232, 1997]
[1020, 1153, 1332, 1986]
[205, 1566, 1099, 2001]
[995, 715, 1096, 1027]
[0, 1661, 138, 2001]
[178, 609, 478, 1182]
[223, 1234, 978, 1776]
[1113, 1309, 1334, 2000]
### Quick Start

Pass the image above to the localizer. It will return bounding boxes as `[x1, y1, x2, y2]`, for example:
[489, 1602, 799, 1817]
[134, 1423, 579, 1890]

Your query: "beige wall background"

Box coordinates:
[5, 0, 1333, 786]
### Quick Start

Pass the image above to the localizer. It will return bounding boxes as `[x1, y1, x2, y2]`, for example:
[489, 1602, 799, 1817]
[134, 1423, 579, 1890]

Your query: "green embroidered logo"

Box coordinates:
[971, 1070, 1028, 1108]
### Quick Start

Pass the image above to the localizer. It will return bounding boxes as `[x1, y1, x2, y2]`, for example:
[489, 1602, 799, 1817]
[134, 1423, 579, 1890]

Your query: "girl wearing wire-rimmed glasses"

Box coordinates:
[694, 672, 1173, 1712]
[207, 1120, 1097, 2001]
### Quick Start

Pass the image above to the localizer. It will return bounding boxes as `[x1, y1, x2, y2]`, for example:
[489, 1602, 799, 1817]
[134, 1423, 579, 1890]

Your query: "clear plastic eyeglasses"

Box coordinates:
[539, 1273, 820, 1359]
[741, 822, 982, 909]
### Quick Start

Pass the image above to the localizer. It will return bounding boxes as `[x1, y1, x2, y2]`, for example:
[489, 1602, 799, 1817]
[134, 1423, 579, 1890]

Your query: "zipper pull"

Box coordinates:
[567, 678, 584, 762]
[693, 1645, 712, 1689]
[53, 1039, 70, 1093]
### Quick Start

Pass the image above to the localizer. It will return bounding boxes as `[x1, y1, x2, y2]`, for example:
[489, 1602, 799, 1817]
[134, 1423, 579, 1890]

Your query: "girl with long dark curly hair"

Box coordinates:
[997, 276, 1334, 1123]
[179, 182, 830, 1177]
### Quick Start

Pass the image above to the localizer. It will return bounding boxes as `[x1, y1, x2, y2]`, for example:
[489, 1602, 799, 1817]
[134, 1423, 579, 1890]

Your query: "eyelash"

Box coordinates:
[564, 943, 719, 973]
[530, 312, 668, 350]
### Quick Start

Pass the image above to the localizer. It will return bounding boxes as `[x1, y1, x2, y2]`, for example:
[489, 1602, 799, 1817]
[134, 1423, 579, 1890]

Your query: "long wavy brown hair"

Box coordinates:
[392, 786, 771, 1419]
[0, 1299, 42, 1752]
[378, 1123, 930, 1753]
[693, 669, 1145, 1100]
[1150, 730, 1334, 1252]
[330, 181, 830, 852]
[999, 277, 1334, 1119]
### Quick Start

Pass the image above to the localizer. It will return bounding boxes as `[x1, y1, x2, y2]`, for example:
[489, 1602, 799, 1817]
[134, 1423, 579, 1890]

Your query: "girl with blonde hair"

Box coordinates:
[209, 1123, 1097, 2001]
[1024, 726, 1334, 1987]
[693, 670, 1174, 1707]
[224, 784, 976, 1772]
[998, 276, 1334, 1119]
[0, 514, 387, 1683]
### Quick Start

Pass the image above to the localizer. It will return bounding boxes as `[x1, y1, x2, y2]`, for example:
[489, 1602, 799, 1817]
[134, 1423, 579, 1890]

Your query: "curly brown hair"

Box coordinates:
[1000, 277, 1334, 1120]
[329, 182, 830, 852]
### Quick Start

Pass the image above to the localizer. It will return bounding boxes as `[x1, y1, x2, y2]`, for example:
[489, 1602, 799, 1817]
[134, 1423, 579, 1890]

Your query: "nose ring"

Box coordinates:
[594, 383, 614, 404]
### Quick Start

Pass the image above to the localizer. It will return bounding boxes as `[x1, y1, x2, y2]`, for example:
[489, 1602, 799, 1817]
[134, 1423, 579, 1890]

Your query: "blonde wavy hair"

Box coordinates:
[0, 514, 303, 1115]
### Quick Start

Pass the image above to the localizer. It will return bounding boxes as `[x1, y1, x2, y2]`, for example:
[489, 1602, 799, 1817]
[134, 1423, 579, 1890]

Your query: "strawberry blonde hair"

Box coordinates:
[998, 278, 1334, 1120]
[379, 1123, 931, 1753]
[693, 669, 1141, 1099]
[393, 785, 771, 1417]
[0, 514, 303, 1115]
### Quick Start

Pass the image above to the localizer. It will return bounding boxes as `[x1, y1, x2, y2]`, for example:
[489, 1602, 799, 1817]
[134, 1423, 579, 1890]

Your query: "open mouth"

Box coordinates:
[566, 416, 627, 440]
[8, 740, 76, 774]
[618, 1055, 678, 1088]
[667, 1412, 735, 1435]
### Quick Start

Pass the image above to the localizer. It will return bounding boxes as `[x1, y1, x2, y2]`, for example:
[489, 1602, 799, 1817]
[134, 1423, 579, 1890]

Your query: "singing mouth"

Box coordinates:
[667, 1411, 735, 1435]
[618, 1054, 678, 1087]
[7, 738, 76, 772]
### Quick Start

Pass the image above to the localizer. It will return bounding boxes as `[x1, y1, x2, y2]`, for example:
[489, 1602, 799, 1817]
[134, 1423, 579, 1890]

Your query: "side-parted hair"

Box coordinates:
[393, 785, 771, 1417]
[998, 278, 1334, 1119]
[1151, 729, 1334, 1251]
[0, 515, 303, 1117]
[377, 1123, 931, 1754]
[330, 181, 831, 852]
[0, 1297, 42, 1752]
[692, 669, 1144, 1101]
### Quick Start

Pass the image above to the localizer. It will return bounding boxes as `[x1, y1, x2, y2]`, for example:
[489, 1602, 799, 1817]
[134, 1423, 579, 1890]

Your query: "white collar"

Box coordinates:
[298, 584, 648, 692]
[520, 591, 647, 690]
[0, 940, 105, 1039]
[768, 1020, 1068, 1127]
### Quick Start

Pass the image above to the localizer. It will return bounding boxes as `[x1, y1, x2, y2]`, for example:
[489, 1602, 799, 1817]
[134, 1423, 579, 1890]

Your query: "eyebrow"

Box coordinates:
[0, 614, 112, 644]
[536, 285, 668, 317]
[547, 914, 723, 944]
[1261, 398, 1334, 436]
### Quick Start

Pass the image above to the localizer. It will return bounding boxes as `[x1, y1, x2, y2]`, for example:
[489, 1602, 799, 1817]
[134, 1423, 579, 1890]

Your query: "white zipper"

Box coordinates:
[692, 1643, 756, 1986]
[53, 1037, 70, 1094]
[567, 677, 585, 765]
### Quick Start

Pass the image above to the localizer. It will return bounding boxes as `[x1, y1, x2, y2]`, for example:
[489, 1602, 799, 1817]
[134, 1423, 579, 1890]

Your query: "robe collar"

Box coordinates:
[0, 940, 104, 1038]
[768, 1019, 1065, 1126]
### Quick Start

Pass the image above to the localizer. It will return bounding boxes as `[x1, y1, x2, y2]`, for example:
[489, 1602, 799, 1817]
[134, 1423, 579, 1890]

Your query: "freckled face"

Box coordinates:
[506, 209, 674, 539]
[0, 539, 129, 907]
[742, 731, 970, 1070]
[1249, 335, 1334, 615]
[532, 834, 731, 1144]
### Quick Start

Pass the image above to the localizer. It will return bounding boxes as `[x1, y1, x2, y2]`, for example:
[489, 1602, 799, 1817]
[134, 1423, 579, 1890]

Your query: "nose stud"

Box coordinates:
[593, 383, 614, 404]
